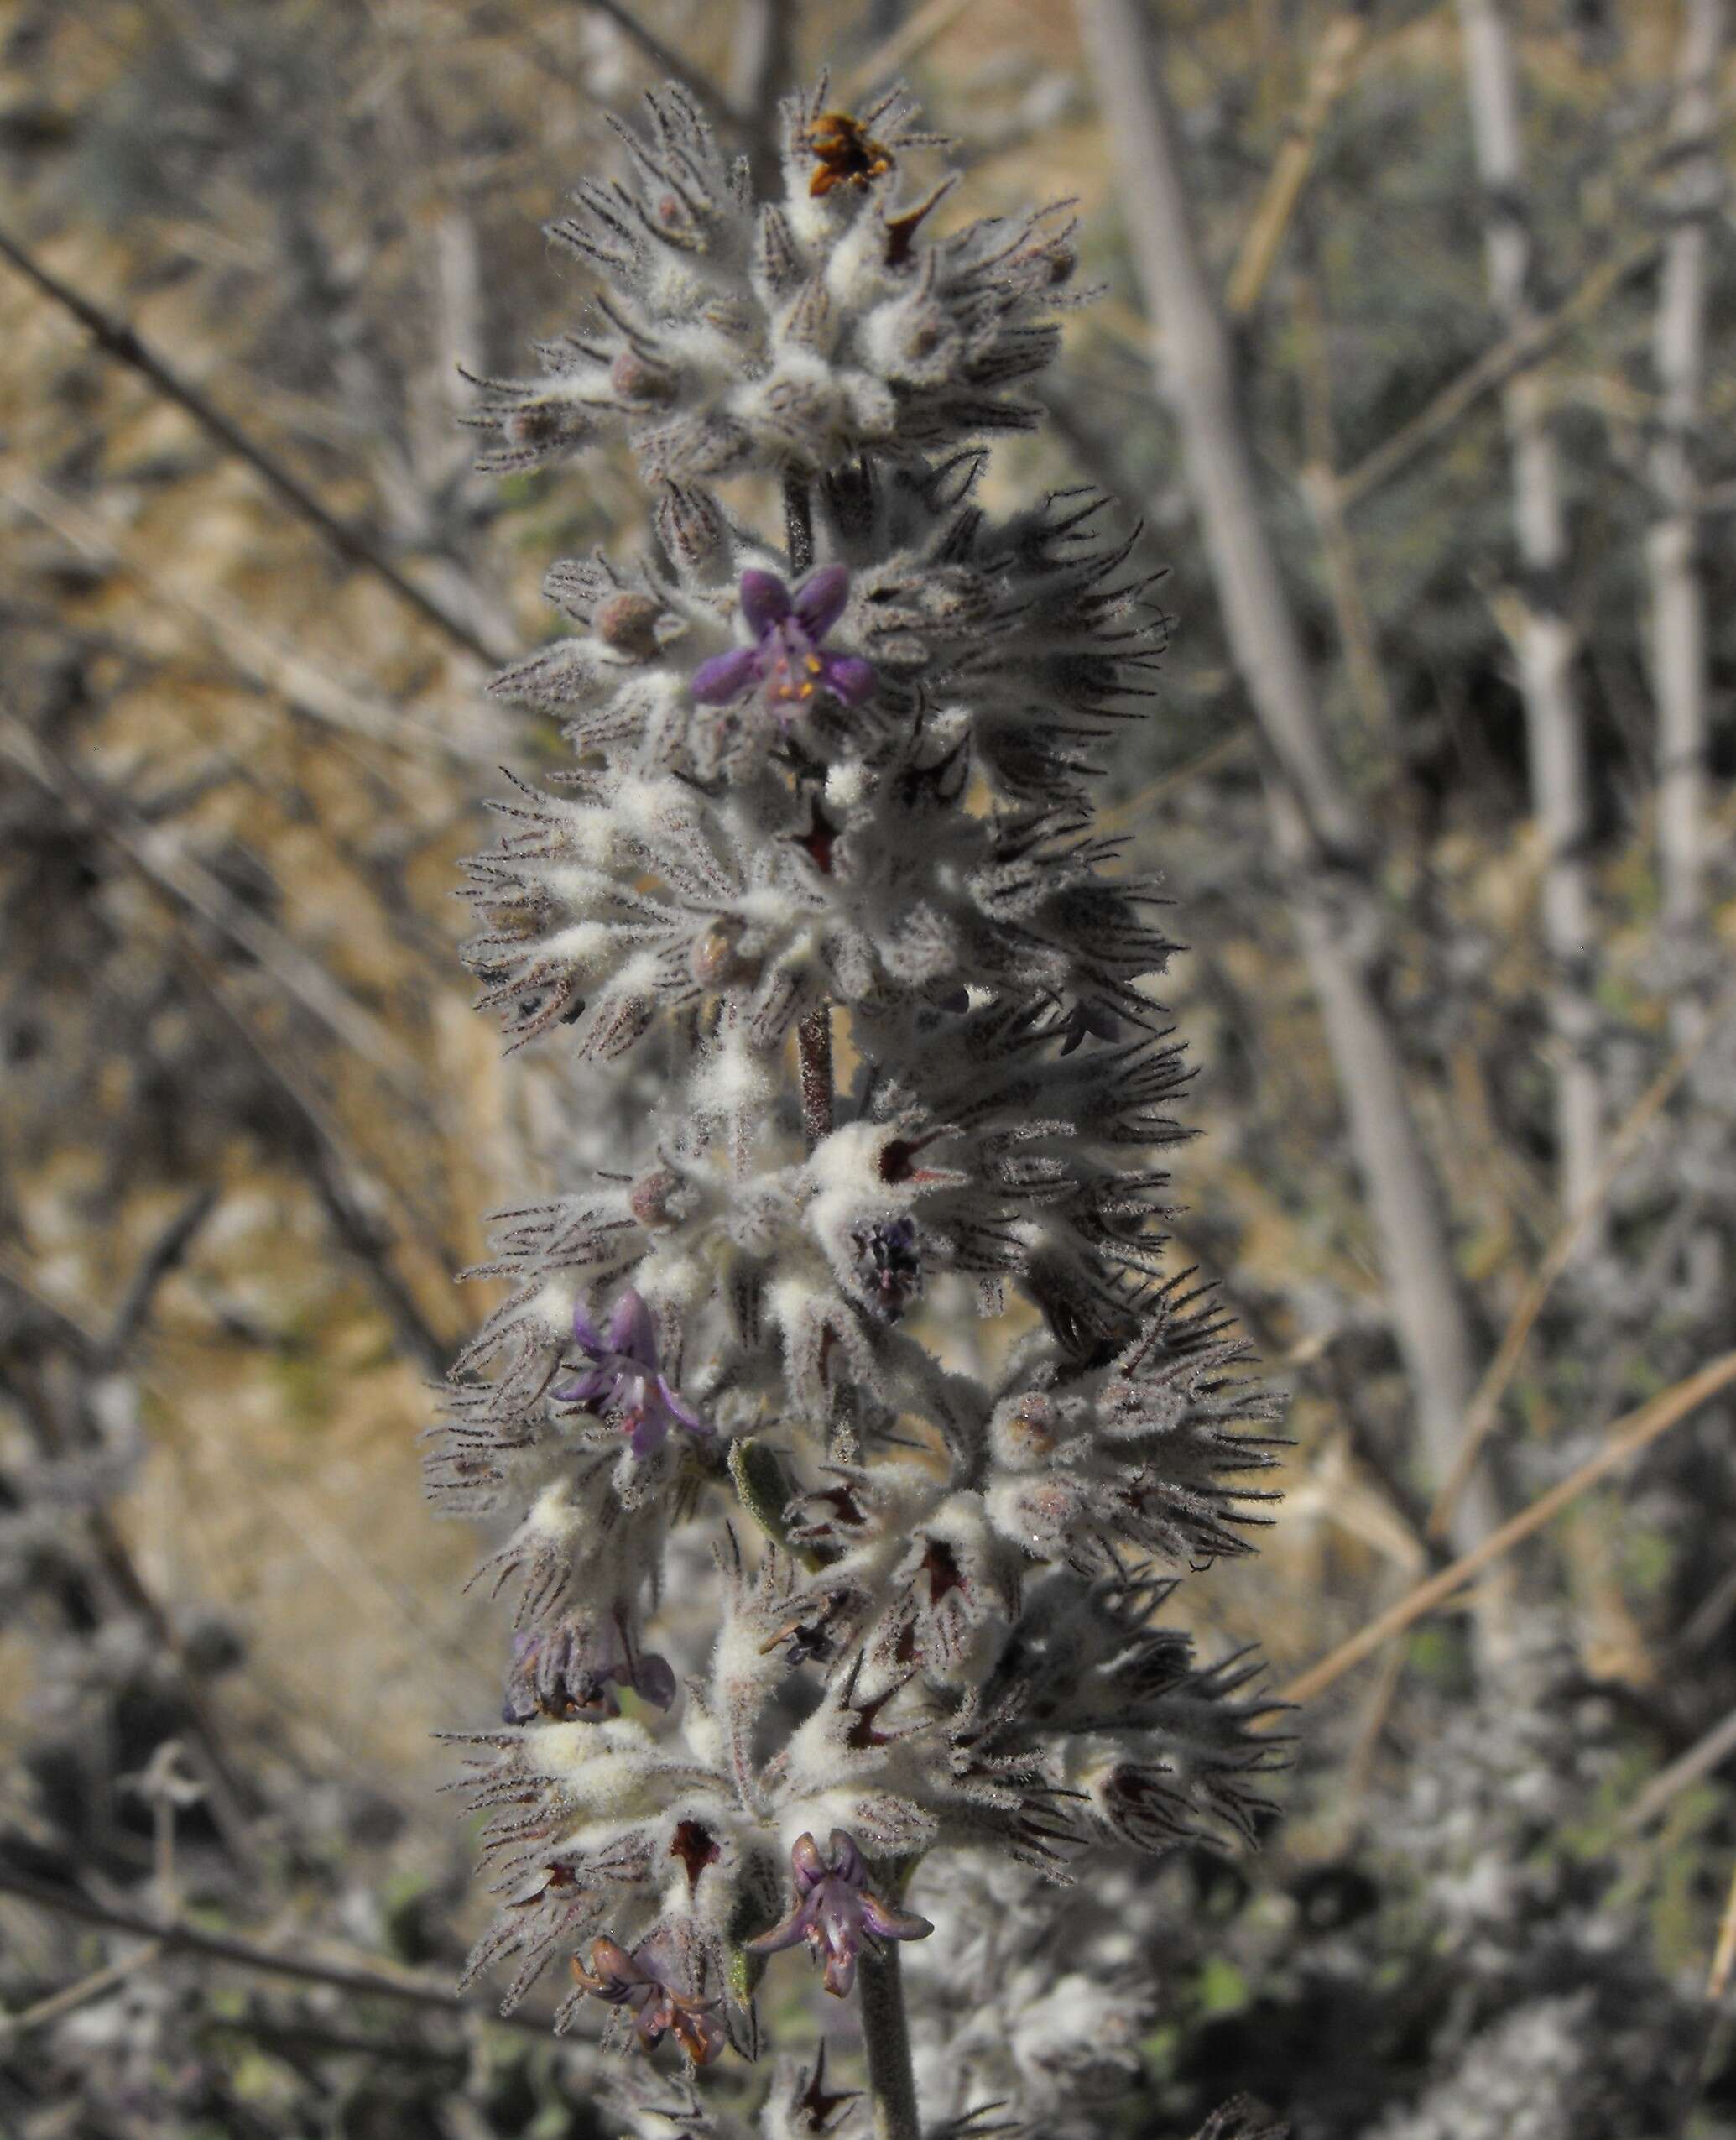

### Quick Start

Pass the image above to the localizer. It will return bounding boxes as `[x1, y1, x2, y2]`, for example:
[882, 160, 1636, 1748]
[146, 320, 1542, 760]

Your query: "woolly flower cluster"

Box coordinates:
[435, 73, 1283, 2117]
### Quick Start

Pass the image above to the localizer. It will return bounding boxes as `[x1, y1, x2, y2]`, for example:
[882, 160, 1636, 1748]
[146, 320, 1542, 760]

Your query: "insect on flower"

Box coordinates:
[805, 109, 894, 197]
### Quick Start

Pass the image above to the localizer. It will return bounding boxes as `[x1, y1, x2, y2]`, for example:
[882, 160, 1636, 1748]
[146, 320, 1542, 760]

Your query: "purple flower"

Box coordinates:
[570, 1934, 726, 2064]
[554, 1289, 712, 1459]
[502, 1615, 677, 1725]
[689, 567, 876, 721]
[746, 1829, 932, 1999]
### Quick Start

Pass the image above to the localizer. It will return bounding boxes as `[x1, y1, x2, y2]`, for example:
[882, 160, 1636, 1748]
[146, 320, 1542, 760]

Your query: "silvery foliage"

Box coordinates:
[434, 72, 1284, 2118]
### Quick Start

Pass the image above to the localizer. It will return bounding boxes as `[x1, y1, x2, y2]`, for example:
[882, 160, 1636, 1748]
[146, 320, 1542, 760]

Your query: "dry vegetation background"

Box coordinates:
[3, 0, 1736, 2133]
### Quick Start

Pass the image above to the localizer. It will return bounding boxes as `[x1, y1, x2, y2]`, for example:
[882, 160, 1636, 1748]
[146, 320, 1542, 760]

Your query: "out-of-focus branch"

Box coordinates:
[0, 717, 425, 1102]
[0, 224, 503, 667]
[842, 0, 974, 98]
[730, 0, 797, 181]
[1647, 0, 1726, 1013]
[1337, 236, 1659, 509]
[1283, 1347, 1736, 1706]
[1293, 272, 1392, 738]
[1076, 0, 1500, 1562]
[1457, 0, 1603, 1229]
[0, 1869, 557, 2038]
[1428, 979, 1736, 1539]
[1225, 4, 1375, 320]
[576, 0, 748, 134]
[3, 472, 496, 772]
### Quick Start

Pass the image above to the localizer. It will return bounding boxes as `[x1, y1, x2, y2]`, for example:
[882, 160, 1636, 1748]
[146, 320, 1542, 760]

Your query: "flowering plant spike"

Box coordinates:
[437, 73, 1285, 2138]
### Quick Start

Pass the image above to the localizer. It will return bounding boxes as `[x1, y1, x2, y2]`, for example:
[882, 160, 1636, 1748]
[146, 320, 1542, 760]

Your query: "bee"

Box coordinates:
[804, 109, 894, 198]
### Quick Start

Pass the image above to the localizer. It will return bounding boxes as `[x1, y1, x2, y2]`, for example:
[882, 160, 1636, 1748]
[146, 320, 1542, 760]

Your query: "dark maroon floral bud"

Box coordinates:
[746, 1829, 931, 1998]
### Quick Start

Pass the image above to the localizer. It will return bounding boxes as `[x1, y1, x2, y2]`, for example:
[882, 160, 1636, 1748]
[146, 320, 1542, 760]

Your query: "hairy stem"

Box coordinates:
[784, 473, 815, 576]
[797, 1002, 835, 1150]
[858, 1942, 921, 2140]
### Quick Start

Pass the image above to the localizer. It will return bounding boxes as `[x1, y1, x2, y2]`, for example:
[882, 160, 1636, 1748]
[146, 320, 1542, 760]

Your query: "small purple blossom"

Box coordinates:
[502, 1615, 676, 1725]
[570, 1934, 726, 2064]
[689, 567, 876, 721]
[746, 1829, 932, 1998]
[554, 1288, 712, 1459]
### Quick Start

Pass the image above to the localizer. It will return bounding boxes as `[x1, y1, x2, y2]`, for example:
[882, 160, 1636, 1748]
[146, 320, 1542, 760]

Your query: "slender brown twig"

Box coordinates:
[0, 223, 501, 666]
[0, 1870, 555, 2038]
[1282, 1348, 1736, 1706]
[1427, 981, 1735, 1539]
[1337, 235, 1660, 508]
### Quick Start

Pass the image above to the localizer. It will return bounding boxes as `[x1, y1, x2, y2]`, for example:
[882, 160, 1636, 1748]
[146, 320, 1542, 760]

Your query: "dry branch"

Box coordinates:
[0, 223, 503, 667]
[1283, 1348, 1736, 1705]
[1077, 0, 1499, 1558]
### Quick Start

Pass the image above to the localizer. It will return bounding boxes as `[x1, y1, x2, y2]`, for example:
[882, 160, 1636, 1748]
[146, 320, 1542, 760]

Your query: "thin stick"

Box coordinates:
[576, 0, 747, 133]
[1711, 1863, 1736, 2003]
[1337, 237, 1659, 509]
[784, 474, 815, 577]
[858, 1941, 921, 2140]
[1281, 1348, 1736, 1706]
[0, 716, 425, 1101]
[1618, 1704, 1736, 1836]
[0, 1870, 555, 2038]
[1224, 7, 1374, 320]
[1426, 984, 1734, 1538]
[843, 0, 976, 98]
[0, 1941, 166, 2038]
[0, 224, 498, 667]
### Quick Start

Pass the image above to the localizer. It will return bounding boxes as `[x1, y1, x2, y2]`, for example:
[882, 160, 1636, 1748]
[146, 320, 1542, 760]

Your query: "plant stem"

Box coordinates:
[858, 1941, 921, 2140]
[784, 473, 815, 576]
[797, 1002, 834, 1149]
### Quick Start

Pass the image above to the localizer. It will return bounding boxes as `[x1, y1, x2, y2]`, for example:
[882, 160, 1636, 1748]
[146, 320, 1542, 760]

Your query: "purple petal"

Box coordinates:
[553, 1368, 613, 1405]
[860, 1895, 934, 1943]
[792, 565, 849, 639]
[661, 1381, 713, 1438]
[571, 1297, 607, 1355]
[738, 569, 792, 635]
[632, 1652, 677, 1709]
[690, 645, 759, 706]
[627, 1409, 670, 1460]
[745, 1900, 817, 1955]
[607, 1288, 659, 1367]
[826, 1831, 867, 1886]
[818, 654, 875, 707]
[790, 1835, 828, 1892]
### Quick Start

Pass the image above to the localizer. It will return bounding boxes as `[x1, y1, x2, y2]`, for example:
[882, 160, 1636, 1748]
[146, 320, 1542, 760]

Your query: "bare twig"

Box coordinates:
[1225, 6, 1375, 320]
[1077, 0, 1499, 1562]
[3, 471, 495, 771]
[0, 716, 425, 1101]
[1427, 981, 1735, 1539]
[1337, 237, 1659, 509]
[0, 1940, 166, 2038]
[842, 0, 976, 99]
[1647, 0, 1726, 1005]
[576, 0, 747, 133]
[1282, 1349, 1736, 1706]
[102, 1187, 220, 1370]
[1457, 0, 1603, 1234]
[1618, 1704, 1736, 1835]
[0, 1870, 555, 2038]
[0, 223, 501, 666]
